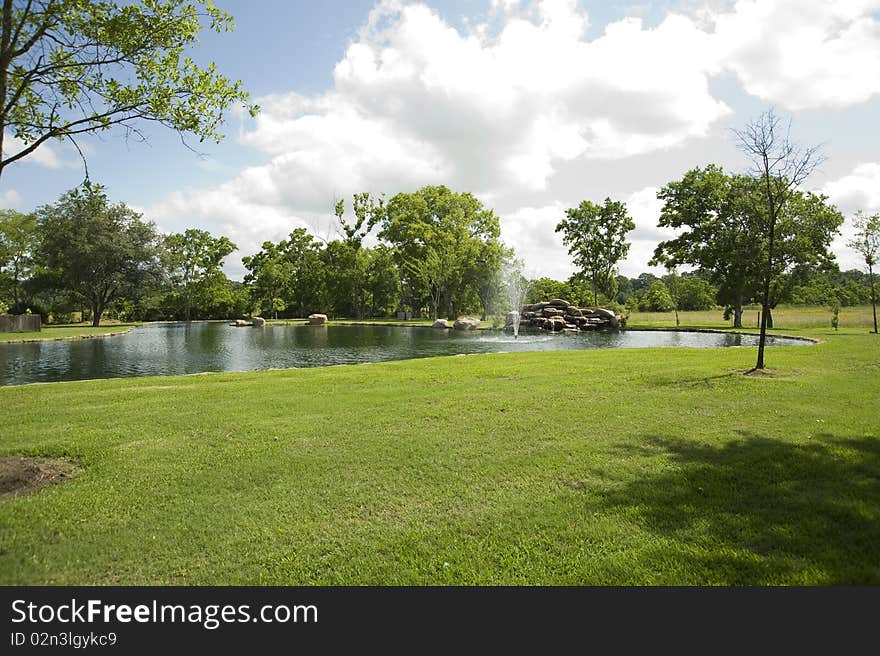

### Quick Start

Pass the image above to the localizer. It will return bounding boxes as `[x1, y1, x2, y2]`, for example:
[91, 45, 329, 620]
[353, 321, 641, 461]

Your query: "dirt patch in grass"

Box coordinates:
[0, 456, 79, 498]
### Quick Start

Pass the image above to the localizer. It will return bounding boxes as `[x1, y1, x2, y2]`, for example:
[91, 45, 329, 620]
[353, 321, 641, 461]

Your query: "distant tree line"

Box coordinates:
[0, 184, 512, 324]
[1, 146, 876, 339]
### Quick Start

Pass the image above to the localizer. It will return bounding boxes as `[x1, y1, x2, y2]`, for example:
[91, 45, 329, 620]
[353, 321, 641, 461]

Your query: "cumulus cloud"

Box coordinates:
[821, 162, 880, 271]
[2, 134, 79, 169]
[715, 1, 880, 110]
[0, 188, 22, 209]
[501, 186, 672, 281]
[140, 0, 880, 279]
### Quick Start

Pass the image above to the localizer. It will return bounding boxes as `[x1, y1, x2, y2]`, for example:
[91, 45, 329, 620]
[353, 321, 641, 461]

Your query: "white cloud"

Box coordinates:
[714, 0, 880, 110]
[0, 189, 22, 209]
[2, 134, 77, 169]
[821, 162, 880, 271]
[501, 186, 672, 281]
[821, 162, 880, 215]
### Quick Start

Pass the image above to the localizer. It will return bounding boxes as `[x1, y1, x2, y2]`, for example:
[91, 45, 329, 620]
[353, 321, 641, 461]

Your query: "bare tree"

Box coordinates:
[733, 108, 825, 370]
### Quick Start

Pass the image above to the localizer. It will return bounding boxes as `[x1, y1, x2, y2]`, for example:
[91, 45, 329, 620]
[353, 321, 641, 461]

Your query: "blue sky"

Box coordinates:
[2, 0, 880, 279]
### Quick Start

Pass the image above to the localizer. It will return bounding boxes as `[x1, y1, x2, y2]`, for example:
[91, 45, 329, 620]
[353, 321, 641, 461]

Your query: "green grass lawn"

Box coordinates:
[631, 304, 876, 330]
[0, 323, 138, 342]
[1, 326, 878, 585]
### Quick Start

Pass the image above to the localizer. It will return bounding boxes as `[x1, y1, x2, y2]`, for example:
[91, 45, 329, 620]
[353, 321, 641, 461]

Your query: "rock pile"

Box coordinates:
[507, 299, 619, 333]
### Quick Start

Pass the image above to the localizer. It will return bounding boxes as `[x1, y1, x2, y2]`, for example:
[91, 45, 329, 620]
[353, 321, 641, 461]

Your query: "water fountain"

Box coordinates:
[503, 259, 530, 338]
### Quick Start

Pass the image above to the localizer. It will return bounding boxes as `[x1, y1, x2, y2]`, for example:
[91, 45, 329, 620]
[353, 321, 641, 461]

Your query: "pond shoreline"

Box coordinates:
[0, 325, 137, 344]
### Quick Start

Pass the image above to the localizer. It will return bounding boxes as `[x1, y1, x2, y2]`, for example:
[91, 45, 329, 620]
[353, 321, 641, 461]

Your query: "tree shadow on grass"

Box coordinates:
[593, 432, 880, 584]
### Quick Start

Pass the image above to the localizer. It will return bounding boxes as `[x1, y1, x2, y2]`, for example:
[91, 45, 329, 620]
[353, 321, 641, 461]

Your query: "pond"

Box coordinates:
[0, 322, 811, 386]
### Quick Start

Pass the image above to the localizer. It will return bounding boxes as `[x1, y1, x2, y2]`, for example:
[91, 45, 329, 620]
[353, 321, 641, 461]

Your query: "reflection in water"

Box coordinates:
[0, 323, 810, 386]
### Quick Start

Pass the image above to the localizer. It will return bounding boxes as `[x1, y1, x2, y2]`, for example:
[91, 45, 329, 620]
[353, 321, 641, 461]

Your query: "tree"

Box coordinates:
[847, 211, 879, 333]
[0, 0, 258, 177]
[555, 198, 634, 306]
[36, 183, 161, 325]
[242, 228, 325, 318]
[676, 275, 717, 311]
[381, 185, 501, 320]
[527, 277, 568, 304]
[334, 192, 385, 251]
[664, 269, 683, 326]
[639, 279, 674, 312]
[0, 208, 37, 311]
[328, 193, 387, 318]
[733, 109, 827, 370]
[363, 245, 399, 317]
[651, 165, 761, 328]
[162, 228, 235, 320]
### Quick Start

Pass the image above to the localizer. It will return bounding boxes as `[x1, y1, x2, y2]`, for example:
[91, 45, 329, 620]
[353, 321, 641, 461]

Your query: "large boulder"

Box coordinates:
[252, 316, 266, 327]
[453, 316, 480, 330]
[232, 319, 250, 327]
[432, 319, 451, 329]
[308, 313, 328, 325]
[548, 299, 570, 308]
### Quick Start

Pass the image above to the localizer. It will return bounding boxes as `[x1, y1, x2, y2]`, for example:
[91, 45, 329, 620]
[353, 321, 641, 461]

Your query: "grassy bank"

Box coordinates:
[0, 323, 138, 342]
[1, 327, 878, 584]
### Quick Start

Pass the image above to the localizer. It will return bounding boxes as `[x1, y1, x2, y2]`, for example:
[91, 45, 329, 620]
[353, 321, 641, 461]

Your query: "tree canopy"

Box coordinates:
[555, 197, 634, 306]
[0, 0, 258, 177]
[162, 228, 235, 321]
[652, 165, 761, 327]
[0, 208, 37, 311]
[381, 185, 502, 320]
[36, 183, 161, 325]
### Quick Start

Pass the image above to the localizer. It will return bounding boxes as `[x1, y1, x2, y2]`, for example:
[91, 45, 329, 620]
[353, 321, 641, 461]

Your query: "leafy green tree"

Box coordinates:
[675, 274, 717, 311]
[555, 197, 634, 306]
[363, 245, 399, 317]
[162, 228, 235, 320]
[0, 208, 37, 311]
[640, 279, 674, 312]
[847, 211, 879, 333]
[664, 269, 683, 326]
[334, 192, 385, 251]
[467, 241, 507, 320]
[242, 228, 324, 318]
[651, 165, 761, 328]
[36, 184, 161, 325]
[329, 193, 387, 318]
[0, 0, 258, 177]
[526, 277, 568, 304]
[381, 185, 501, 320]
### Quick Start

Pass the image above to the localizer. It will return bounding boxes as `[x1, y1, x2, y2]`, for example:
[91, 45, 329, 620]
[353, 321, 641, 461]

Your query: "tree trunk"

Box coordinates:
[870, 264, 878, 334]
[91, 303, 103, 327]
[766, 307, 774, 330]
[444, 290, 454, 321]
[733, 293, 743, 329]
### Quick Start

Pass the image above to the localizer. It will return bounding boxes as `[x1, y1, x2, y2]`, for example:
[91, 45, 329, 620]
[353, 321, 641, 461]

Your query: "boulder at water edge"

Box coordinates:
[252, 316, 266, 327]
[308, 314, 328, 325]
[432, 319, 452, 329]
[453, 316, 480, 330]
